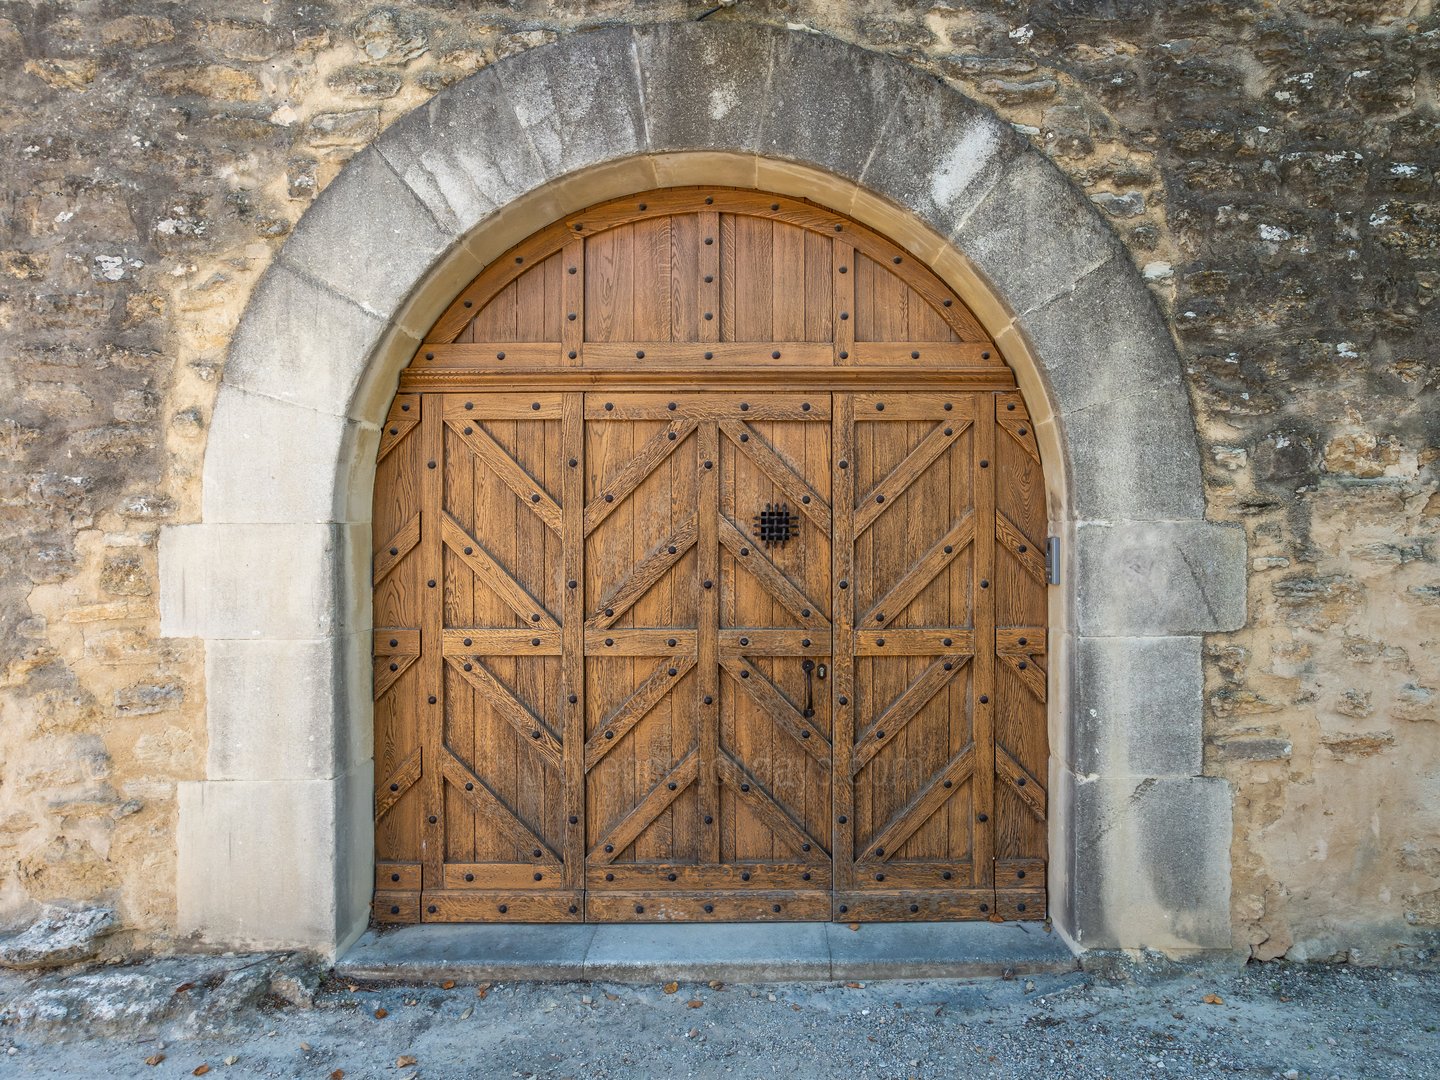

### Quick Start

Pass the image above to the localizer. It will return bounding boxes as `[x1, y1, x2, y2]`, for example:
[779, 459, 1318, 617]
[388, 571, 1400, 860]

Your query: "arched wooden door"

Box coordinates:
[371, 189, 1049, 924]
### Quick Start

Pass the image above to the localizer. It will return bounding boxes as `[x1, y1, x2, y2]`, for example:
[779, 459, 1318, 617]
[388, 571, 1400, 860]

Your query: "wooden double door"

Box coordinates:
[373, 387, 1049, 924]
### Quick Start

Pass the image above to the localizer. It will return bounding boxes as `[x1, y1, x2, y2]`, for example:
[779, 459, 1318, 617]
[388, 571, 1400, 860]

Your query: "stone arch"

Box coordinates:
[160, 23, 1245, 956]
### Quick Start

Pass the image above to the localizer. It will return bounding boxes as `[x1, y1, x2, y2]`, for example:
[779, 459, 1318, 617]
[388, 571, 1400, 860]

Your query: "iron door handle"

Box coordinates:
[802, 659, 815, 718]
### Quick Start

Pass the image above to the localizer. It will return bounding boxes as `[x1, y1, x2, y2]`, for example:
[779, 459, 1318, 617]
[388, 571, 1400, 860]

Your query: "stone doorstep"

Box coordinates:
[336, 922, 1077, 985]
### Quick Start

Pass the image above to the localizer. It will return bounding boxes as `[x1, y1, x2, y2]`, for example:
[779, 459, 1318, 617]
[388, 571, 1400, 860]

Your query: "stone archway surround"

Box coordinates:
[159, 24, 1245, 957]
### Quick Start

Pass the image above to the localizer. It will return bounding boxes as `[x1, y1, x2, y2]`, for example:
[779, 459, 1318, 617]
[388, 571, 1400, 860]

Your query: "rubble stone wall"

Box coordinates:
[0, 1, 1435, 962]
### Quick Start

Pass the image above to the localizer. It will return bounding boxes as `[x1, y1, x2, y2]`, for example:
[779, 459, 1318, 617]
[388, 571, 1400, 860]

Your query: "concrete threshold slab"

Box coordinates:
[337, 922, 1076, 984]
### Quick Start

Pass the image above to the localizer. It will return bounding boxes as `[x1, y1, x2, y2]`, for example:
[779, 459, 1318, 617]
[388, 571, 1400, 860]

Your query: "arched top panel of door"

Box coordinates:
[401, 188, 1015, 391]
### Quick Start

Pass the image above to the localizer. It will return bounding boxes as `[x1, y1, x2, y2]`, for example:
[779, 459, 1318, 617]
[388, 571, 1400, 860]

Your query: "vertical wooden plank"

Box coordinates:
[472, 280, 518, 341]
[906, 283, 956, 342]
[419, 394, 446, 891]
[619, 418, 641, 865]
[628, 418, 666, 865]
[993, 391, 1049, 908]
[515, 255, 550, 341]
[584, 225, 630, 342]
[671, 423, 700, 866]
[669, 212, 699, 343]
[449, 404, 476, 865]
[831, 393, 856, 899]
[727, 419, 768, 862]
[752, 448, 779, 857]
[946, 412, 971, 863]
[973, 393, 997, 893]
[471, 411, 507, 865]
[871, 256, 908, 342]
[834, 241, 855, 364]
[852, 254, 872, 346]
[734, 215, 772, 341]
[498, 417, 526, 858]
[633, 216, 671, 343]
[544, 416, 564, 855]
[546, 250, 565, 345]
[373, 394, 425, 890]
[772, 220, 807, 340]
[672, 418, 700, 865]
[581, 401, 609, 867]
[563, 237, 584, 365]
[510, 416, 543, 860]
[804, 230, 834, 345]
[562, 394, 585, 890]
[899, 420, 926, 859]
[809, 410, 834, 850]
[697, 420, 721, 865]
[716, 421, 736, 868]
[862, 414, 901, 858]
[699, 211, 720, 345]
[718, 213, 736, 343]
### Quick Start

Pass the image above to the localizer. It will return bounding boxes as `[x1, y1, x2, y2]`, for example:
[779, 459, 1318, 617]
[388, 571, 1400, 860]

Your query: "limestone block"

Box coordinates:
[1067, 636, 1204, 777]
[1060, 384, 1206, 521]
[1073, 520, 1247, 636]
[374, 65, 548, 238]
[1060, 771, 1233, 951]
[159, 522, 368, 640]
[205, 634, 371, 781]
[1019, 254, 1185, 415]
[951, 151, 1127, 318]
[631, 22, 775, 156]
[336, 765, 378, 956]
[857, 66, 1023, 239]
[584, 923, 833, 983]
[761, 30, 912, 184]
[277, 148, 454, 322]
[224, 262, 416, 421]
[177, 769, 373, 954]
[202, 385, 377, 525]
[491, 27, 645, 181]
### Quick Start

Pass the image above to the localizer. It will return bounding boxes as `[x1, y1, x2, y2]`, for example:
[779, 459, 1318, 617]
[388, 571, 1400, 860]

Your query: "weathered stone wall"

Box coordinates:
[0, 0, 1435, 961]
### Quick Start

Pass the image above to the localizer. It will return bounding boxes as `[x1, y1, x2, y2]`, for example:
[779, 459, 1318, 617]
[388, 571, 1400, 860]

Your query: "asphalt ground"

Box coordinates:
[1, 956, 1437, 1078]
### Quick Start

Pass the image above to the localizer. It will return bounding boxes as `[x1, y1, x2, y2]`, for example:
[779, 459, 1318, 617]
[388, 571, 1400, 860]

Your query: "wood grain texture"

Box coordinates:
[440, 750, 561, 864]
[375, 747, 422, 820]
[447, 656, 563, 773]
[421, 188, 1004, 372]
[378, 184, 1049, 927]
[372, 391, 425, 886]
[441, 514, 558, 629]
[417, 395, 445, 890]
[377, 388, 1049, 923]
[993, 393, 1049, 883]
[696, 422, 722, 866]
[377, 394, 420, 460]
[721, 654, 832, 767]
[402, 361, 1014, 391]
[584, 655, 697, 773]
[448, 421, 562, 533]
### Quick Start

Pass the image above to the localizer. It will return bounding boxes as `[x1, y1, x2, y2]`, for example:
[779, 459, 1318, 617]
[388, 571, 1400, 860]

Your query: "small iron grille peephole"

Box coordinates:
[753, 503, 796, 548]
